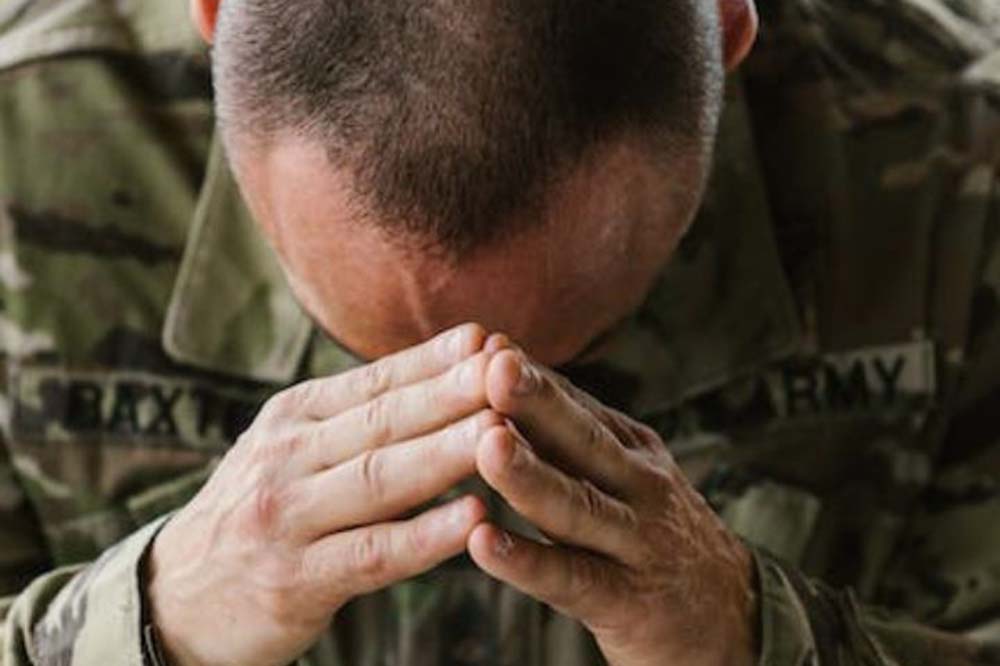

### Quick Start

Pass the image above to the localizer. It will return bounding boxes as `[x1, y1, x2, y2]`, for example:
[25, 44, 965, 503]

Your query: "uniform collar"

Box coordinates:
[0, 0, 207, 71]
[560, 78, 803, 416]
[163, 79, 803, 409]
[162, 136, 316, 384]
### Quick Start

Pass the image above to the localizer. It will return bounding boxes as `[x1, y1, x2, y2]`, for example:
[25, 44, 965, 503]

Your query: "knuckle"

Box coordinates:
[583, 420, 606, 451]
[242, 479, 289, 537]
[352, 530, 388, 579]
[293, 550, 349, 610]
[643, 456, 678, 490]
[566, 480, 604, 537]
[355, 362, 391, 402]
[273, 379, 323, 415]
[254, 562, 312, 626]
[296, 549, 323, 587]
[259, 590, 298, 624]
[631, 463, 674, 509]
[288, 379, 322, 409]
[258, 391, 292, 424]
[547, 556, 594, 610]
[630, 421, 666, 456]
[577, 480, 604, 520]
[631, 524, 668, 572]
[422, 373, 446, 407]
[357, 450, 387, 501]
[283, 426, 315, 454]
[567, 555, 607, 608]
[619, 503, 642, 533]
[296, 379, 332, 417]
[232, 428, 260, 458]
[360, 397, 390, 441]
[405, 518, 433, 557]
[444, 356, 482, 402]
[274, 428, 308, 460]
[296, 552, 341, 607]
[632, 421, 660, 445]
[257, 585, 293, 621]
[249, 426, 308, 466]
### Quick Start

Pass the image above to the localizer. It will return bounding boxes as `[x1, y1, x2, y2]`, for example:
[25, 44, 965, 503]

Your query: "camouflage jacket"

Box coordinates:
[2, 0, 1000, 665]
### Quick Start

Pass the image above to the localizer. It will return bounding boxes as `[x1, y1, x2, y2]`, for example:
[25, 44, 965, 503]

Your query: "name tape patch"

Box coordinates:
[11, 366, 270, 450]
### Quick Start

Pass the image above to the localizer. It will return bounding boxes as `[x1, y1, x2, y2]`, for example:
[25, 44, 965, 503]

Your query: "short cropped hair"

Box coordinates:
[214, 0, 722, 254]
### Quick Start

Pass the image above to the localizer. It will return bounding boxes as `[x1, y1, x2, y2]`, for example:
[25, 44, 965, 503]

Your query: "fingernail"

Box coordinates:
[485, 333, 510, 354]
[505, 430, 526, 468]
[494, 530, 515, 558]
[513, 360, 537, 396]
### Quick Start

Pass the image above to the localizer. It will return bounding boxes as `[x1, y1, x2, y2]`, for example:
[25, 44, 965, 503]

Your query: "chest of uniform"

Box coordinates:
[5, 363, 272, 563]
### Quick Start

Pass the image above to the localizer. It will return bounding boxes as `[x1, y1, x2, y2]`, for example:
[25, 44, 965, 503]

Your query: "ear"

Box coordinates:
[190, 0, 222, 44]
[719, 0, 759, 71]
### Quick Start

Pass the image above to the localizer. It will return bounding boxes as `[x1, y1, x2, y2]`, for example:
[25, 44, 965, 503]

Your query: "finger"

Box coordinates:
[486, 350, 636, 497]
[507, 360, 654, 455]
[551, 376, 655, 454]
[305, 350, 493, 470]
[271, 323, 487, 421]
[484, 333, 512, 354]
[476, 426, 636, 559]
[303, 495, 486, 601]
[289, 411, 502, 537]
[467, 523, 623, 626]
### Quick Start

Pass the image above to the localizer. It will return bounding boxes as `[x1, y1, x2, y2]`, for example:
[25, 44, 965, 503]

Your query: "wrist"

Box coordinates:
[600, 538, 759, 666]
[143, 519, 206, 666]
[708, 539, 759, 666]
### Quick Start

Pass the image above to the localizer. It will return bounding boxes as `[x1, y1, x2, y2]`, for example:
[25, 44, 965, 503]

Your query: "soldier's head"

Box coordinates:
[191, 0, 757, 363]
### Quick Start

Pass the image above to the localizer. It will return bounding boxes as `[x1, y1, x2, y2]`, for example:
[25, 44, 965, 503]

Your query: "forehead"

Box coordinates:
[231, 133, 701, 362]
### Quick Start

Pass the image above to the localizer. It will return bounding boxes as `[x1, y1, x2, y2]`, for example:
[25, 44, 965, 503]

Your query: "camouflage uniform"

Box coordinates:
[1, 0, 1000, 664]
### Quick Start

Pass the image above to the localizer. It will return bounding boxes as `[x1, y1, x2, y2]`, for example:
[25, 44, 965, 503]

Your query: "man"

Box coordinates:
[1, 0, 999, 664]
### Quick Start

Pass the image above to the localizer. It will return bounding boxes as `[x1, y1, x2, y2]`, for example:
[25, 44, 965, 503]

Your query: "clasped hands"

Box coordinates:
[148, 324, 757, 666]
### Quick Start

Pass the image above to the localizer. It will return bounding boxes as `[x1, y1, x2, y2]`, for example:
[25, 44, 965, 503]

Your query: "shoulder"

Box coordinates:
[0, 2, 215, 372]
[754, 0, 1000, 99]
[0, 0, 205, 72]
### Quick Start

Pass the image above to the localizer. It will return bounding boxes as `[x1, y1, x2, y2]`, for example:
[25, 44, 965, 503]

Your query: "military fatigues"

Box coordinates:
[1, 0, 1000, 664]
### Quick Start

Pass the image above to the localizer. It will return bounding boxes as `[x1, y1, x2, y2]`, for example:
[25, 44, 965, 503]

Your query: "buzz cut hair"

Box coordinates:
[213, 0, 723, 254]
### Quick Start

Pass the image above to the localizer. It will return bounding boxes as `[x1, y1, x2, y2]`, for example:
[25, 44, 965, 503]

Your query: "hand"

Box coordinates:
[468, 349, 758, 666]
[147, 324, 499, 666]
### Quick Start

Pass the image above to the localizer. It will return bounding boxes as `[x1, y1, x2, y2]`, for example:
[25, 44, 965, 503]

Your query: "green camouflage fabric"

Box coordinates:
[1, 0, 1000, 664]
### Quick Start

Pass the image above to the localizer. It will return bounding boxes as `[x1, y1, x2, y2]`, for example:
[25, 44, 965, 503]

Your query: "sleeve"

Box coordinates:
[0, 440, 50, 624]
[1, 518, 168, 666]
[752, 547, 1000, 666]
[750, 427, 1000, 666]
[0, 360, 176, 666]
[0, 435, 214, 666]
